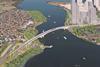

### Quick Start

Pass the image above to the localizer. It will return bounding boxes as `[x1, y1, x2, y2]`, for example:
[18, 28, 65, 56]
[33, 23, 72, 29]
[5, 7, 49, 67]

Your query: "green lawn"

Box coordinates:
[96, 11, 100, 18]
[72, 25, 97, 36]
[23, 27, 38, 40]
[96, 38, 100, 43]
[65, 10, 72, 26]
[5, 46, 43, 67]
[28, 10, 47, 23]
[0, 44, 8, 55]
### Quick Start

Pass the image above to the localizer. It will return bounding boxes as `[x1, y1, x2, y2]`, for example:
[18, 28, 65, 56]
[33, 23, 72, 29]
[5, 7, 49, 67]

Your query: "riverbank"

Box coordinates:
[4, 40, 44, 67]
[71, 25, 100, 45]
[47, 1, 72, 25]
[47, 1, 71, 10]
[27, 10, 47, 27]
[64, 9, 72, 25]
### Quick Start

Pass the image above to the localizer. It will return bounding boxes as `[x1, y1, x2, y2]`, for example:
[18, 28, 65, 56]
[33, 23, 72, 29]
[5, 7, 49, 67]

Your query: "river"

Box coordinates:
[17, 0, 100, 67]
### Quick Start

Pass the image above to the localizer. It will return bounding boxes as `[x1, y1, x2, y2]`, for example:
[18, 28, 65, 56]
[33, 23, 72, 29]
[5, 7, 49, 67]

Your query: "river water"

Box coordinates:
[17, 0, 100, 67]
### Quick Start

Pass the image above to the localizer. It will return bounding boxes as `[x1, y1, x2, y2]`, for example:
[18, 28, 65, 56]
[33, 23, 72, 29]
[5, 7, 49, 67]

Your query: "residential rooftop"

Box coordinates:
[0, 9, 33, 41]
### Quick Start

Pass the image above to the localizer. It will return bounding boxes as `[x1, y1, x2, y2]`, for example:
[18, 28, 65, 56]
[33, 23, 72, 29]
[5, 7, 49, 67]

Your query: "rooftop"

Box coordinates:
[0, 9, 33, 40]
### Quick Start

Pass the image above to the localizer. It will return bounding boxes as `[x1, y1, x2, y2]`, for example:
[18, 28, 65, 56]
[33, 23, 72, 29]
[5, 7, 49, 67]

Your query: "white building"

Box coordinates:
[94, 0, 100, 11]
[72, 0, 97, 24]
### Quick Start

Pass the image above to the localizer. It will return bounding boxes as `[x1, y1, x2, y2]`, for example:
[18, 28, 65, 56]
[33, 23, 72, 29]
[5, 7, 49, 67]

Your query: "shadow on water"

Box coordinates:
[25, 30, 100, 67]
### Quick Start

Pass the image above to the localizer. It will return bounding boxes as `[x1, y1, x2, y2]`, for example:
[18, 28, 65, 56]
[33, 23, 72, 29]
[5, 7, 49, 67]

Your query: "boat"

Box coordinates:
[63, 36, 67, 40]
[42, 30, 45, 33]
[73, 64, 80, 67]
[48, 15, 51, 18]
[49, 45, 53, 48]
[53, 21, 56, 24]
[82, 57, 87, 61]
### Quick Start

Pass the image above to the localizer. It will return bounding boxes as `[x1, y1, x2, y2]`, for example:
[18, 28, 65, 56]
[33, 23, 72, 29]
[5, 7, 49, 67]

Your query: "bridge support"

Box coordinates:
[63, 28, 67, 30]
[40, 35, 45, 38]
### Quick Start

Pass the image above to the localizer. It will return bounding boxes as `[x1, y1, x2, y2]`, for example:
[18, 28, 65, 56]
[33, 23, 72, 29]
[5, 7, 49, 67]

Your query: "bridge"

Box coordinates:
[0, 26, 71, 64]
[0, 24, 99, 64]
[9, 24, 100, 55]
[10, 26, 71, 55]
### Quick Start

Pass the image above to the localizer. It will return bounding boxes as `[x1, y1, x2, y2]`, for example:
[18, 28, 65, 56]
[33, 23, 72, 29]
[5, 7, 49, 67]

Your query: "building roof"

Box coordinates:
[0, 9, 32, 40]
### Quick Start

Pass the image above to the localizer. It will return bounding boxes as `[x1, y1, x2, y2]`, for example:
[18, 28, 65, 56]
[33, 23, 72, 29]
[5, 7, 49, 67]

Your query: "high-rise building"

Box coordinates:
[94, 0, 100, 11]
[71, 0, 97, 24]
[88, 1, 97, 24]
[77, 0, 83, 6]
[72, 0, 79, 24]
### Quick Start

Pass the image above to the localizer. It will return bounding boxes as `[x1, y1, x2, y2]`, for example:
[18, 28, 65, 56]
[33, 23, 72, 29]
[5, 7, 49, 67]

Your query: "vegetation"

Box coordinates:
[23, 27, 38, 40]
[3, 26, 45, 67]
[96, 38, 100, 43]
[28, 10, 47, 23]
[0, 1, 47, 67]
[96, 11, 100, 18]
[72, 25, 100, 43]
[23, 10, 47, 39]
[65, 9, 72, 26]
[5, 45, 43, 67]
[72, 25, 97, 36]
[0, 10, 47, 67]
[0, 44, 8, 54]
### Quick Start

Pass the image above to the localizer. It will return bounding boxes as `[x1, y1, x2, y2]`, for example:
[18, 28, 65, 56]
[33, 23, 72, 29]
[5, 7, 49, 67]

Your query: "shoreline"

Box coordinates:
[70, 25, 100, 46]
[47, 1, 71, 10]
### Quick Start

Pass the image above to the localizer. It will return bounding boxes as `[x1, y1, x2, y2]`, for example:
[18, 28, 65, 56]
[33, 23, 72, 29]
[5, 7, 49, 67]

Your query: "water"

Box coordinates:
[17, 0, 66, 31]
[17, 0, 100, 67]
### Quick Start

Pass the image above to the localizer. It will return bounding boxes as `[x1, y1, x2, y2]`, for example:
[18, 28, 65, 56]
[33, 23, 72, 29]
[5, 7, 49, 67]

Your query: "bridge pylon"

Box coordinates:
[40, 35, 45, 38]
[64, 28, 66, 30]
